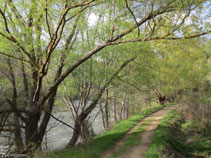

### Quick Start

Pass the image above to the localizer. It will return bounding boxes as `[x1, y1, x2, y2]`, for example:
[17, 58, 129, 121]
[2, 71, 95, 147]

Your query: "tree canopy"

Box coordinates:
[0, 0, 210, 154]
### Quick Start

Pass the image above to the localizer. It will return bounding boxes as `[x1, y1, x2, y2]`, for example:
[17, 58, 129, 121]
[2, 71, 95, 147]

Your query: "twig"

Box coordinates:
[0, 51, 30, 63]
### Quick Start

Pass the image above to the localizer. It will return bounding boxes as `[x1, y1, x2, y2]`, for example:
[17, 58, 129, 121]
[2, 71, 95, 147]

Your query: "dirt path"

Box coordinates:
[101, 105, 179, 158]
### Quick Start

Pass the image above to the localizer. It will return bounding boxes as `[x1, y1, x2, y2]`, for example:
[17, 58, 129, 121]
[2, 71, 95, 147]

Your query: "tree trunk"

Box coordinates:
[68, 115, 83, 146]
[100, 99, 106, 129]
[25, 106, 41, 149]
[112, 87, 117, 122]
[7, 59, 25, 152]
[67, 56, 137, 147]
[158, 96, 166, 105]
[105, 89, 109, 128]
[25, 70, 42, 150]
[13, 115, 24, 153]
[120, 93, 126, 119]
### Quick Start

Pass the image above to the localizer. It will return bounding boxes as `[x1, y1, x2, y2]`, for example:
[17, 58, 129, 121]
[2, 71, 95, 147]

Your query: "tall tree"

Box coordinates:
[0, 0, 210, 152]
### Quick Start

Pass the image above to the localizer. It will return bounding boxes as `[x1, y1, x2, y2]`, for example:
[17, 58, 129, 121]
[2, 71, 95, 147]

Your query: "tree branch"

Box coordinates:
[5, 99, 27, 123]
[0, 31, 40, 69]
[42, 108, 78, 132]
[0, 51, 30, 63]
[125, 0, 140, 37]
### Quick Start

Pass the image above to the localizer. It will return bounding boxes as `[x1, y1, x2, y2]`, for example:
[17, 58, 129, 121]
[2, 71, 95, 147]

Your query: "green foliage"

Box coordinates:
[145, 110, 181, 158]
[182, 84, 211, 131]
[0, 0, 210, 154]
[146, 110, 211, 158]
[130, 38, 209, 102]
[46, 105, 165, 158]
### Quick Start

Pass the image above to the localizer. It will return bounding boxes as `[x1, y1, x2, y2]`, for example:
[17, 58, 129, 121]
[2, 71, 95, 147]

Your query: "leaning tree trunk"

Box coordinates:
[38, 64, 63, 144]
[67, 55, 137, 147]
[68, 114, 83, 146]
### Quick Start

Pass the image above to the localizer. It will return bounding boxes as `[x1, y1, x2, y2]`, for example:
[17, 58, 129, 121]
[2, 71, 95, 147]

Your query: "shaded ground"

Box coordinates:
[101, 105, 179, 158]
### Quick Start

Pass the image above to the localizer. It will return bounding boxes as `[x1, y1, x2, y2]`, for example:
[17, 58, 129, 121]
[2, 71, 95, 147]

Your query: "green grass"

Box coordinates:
[109, 119, 152, 158]
[164, 102, 177, 106]
[145, 110, 180, 158]
[180, 121, 211, 157]
[46, 104, 170, 158]
[145, 110, 211, 158]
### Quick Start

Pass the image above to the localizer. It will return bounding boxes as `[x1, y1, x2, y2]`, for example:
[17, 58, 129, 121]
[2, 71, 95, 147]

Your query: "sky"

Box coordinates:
[88, 13, 98, 26]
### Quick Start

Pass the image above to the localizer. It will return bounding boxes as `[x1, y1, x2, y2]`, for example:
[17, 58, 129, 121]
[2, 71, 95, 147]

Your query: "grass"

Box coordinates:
[46, 104, 169, 158]
[109, 119, 152, 158]
[145, 110, 211, 158]
[181, 121, 211, 157]
[145, 110, 180, 158]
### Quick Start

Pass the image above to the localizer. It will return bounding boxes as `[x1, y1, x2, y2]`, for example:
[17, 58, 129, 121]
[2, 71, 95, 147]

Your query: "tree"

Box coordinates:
[130, 38, 209, 105]
[0, 0, 210, 153]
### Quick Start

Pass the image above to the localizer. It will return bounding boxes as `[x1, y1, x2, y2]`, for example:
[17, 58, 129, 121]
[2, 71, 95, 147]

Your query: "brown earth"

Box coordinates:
[101, 105, 179, 158]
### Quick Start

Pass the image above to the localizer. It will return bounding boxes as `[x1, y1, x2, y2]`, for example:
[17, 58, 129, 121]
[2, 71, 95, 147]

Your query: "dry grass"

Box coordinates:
[181, 90, 211, 130]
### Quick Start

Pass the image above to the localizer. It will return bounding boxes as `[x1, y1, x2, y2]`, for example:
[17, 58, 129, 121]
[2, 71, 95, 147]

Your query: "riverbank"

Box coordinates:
[43, 104, 174, 158]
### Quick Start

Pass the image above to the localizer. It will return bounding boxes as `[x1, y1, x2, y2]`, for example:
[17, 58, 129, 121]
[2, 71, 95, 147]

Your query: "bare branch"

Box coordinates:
[0, 51, 30, 63]
[45, 0, 52, 39]
[107, 30, 211, 45]
[65, 4, 97, 22]
[7, 0, 26, 26]
[116, 75, 143, 93]
[5, 99, 27, 123]
[0, 9, 11, 33]
[42, 107, 78, 132]
[42, 0, 96, 76]
[125, 0, 140, 37]
[0, 108, 29, 115]
[0, 31, 40, 69]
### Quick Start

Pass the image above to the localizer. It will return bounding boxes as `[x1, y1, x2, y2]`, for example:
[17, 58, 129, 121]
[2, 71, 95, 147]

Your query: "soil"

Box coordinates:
[101, 105, 179, 158]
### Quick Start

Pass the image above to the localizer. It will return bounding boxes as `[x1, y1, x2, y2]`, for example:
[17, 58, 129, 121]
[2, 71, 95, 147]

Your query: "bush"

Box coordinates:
[181, 87, 211, 132]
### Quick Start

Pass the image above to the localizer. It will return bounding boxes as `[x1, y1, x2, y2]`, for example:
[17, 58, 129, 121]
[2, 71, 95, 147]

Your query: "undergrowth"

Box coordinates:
[145, 110, 211, 158]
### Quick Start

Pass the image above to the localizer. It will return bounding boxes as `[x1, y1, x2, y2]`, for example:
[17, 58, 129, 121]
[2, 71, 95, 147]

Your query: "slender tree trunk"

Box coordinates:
[126, 97, 130, 118]
[120, 93, 126, 119]
[113, 103, 117, 122]
[100, 99, 106, 129]
[38, 64, 63, 144]
[105, 89, 109, 128]
[112, 87, 117, 122]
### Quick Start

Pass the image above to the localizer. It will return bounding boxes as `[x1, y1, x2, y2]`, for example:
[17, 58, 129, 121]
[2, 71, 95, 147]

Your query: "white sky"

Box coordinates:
[88, 13, 98, 26]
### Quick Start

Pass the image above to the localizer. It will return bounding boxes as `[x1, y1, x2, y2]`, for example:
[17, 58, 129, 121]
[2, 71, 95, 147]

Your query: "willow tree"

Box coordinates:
[0, 0, 210, 152]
